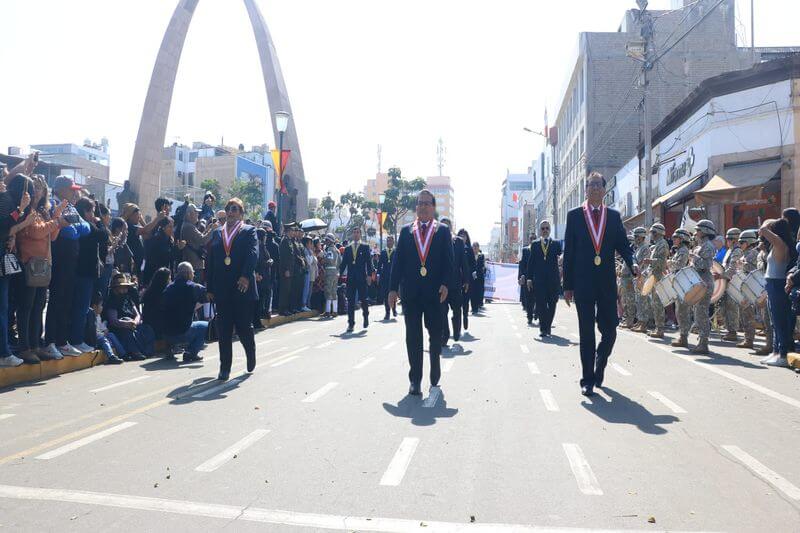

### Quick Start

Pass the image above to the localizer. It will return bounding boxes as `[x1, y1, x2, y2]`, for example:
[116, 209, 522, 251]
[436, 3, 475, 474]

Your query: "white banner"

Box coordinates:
[485, 261, 520, 301]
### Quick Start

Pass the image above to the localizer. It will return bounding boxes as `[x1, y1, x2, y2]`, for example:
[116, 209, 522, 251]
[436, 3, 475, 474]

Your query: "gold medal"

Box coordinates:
[420, 266, 427, 277]
[224, 256, 232, 266]
[594, 255, 601, 266]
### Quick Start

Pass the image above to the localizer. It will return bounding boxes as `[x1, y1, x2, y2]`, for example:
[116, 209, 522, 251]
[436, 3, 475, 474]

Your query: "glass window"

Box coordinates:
[189, 152, 198, 163]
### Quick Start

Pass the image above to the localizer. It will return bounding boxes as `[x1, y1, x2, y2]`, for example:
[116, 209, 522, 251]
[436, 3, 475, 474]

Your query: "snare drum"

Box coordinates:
[641, 274, 657, 296]
[741, 270, 767, 307]
[673, 267, 707, 306]
[654, 274, 678, 307]
[727, 272, 747, 305]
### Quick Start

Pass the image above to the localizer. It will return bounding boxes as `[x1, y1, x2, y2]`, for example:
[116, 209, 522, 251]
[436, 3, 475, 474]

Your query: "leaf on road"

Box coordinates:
[470, 516, 476, 523]
[648, 516, 656, 524]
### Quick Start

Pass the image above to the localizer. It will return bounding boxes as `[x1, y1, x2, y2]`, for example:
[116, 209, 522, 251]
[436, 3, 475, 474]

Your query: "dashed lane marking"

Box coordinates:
[0, 414, 16, 421]
[647, 391, 687, 414]
[291, 328, 310, 335]
[315, 340, 336, 349]
[611, 362, 631, 376]
[195, 430, 270, 473]
[527, 362, 540, 375]
[539, 390, 559, 412]
[722, 445, 800, 500]
[520, 344, 530, 354]
[36, 422, 137, 460]
[353, 357, 375, 369]
[270, 347, 309, 367]
[515, 333, 522, 339]
[256, 339, 276, 347]
[382, 341, 398, 350]
[90, 376, 151, 393]
[302, 382, 339, 403]
[380, 437, 419, 486]
[562, 443, 603, 496]
[191, 377, 246, 399]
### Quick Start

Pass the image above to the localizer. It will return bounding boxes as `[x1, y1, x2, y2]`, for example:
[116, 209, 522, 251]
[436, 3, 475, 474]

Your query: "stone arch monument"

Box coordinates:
[128, 0, 307, 220]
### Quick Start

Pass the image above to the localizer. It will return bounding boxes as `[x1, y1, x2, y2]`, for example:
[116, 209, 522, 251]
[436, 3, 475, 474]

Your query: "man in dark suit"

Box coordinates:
[277, 222, 295, 316]
[518, 232, 537, 324]
[264, 201, 280, 237]
[339, 227, 375, 332]
[526, 220, 562, 337]
[388, 190, 454, 396]
[563, 172, 638, 396]
[440, 217, 469, 345]
[378, 235, 397, 320]
[471, 242, 486, 312]
[290, 225, 307, 313]
[206, 198, 259, 381]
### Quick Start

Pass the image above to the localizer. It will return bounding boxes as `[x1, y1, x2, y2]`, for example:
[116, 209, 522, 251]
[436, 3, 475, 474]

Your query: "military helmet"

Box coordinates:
[633, 226, 647, 237]
[695, 219, 716, 236]
[738, 229, 758, 244]
[649, 223, 666, 236]
[672, 228, 691, 242]
[627, 233, 635, 243]
[725, 227, 741, 240]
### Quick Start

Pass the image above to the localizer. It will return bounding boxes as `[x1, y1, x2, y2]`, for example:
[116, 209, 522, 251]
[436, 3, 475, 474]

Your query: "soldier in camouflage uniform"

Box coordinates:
[632, 227, 652, 333]
[755, 242, 774, 356]
[645, 223, 669, 338]
[735, 229, 759, 349]
[689, 219, 717, 354]
[718, 227, 742, 342]
[669, 228, 692, 347]
[618, 234, 637, 328]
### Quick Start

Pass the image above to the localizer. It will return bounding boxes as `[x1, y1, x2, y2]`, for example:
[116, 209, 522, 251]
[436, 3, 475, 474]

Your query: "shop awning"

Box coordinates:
[652, 175, 704, 208]
[695, 160, 783, 204]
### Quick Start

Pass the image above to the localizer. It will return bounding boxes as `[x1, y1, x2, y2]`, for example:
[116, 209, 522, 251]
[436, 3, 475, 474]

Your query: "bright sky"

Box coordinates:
[2, 0, 798, 245]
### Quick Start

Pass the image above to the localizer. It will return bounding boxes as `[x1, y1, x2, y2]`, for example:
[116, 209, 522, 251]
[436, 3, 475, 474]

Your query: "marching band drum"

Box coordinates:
[727, 271, 748, 306]
[741, 270, 767, 307]
[654, 273, 678, 307]
[672, 267, 707, 306]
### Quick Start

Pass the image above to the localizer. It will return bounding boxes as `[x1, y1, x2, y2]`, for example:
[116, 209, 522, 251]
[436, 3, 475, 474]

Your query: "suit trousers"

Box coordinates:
[346, 279, 369, 326]
[216, 298, 256, 375]
[381, 281, 394, 317]
[278, 274, 292, 313]
[440, 291, 463, 342]
[470, 279, 484, 310]
[403, 298, 442, 387]
[524, 286, 536, 320]
[291, 270, 305, 311]
[575, 295, 619, 388]
[536, 291, 558, 334]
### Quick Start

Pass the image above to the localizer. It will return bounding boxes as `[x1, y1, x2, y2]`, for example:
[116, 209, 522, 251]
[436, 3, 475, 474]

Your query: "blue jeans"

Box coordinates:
[70, 276, 95, 346]
[165, 321, 208, 356]
[765, 278, 793, 356]
[0, 276, 11, 356]
[97, 332, 125, 360]
[111, 323, 155, 357]
[302, 272, 311, 307]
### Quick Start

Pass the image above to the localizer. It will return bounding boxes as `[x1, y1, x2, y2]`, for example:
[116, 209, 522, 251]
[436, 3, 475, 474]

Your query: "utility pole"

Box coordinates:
[631, 0, 655, 226]
[751, 0, 755, 65]
[436, 137, 446, 176]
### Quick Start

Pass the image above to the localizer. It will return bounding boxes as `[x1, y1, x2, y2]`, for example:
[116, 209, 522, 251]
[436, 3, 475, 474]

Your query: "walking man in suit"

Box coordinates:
[440, 217, 469, 346]
[518, 232, 537, 324]
[563, 172, 638, 396]
[378, 235, 397, 320]
[340, 227, 374, 332]
[526, 220, 562, 337]
[388, 190, 454, 396]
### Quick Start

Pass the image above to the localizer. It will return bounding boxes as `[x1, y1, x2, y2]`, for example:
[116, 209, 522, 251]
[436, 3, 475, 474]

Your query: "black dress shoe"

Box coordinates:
[392, 309, 398, 317]
[218, 372, 230, 381]
[363, 317, 369, 328]
[408, 383, 422, 396]
[527, 318, 533, 325]
[581, 385, 594, 397]
[384, 314, 390, 321]
[346, 325, 354, 333]
[246, 355, 256, 373]
[182, 353, 203, 363]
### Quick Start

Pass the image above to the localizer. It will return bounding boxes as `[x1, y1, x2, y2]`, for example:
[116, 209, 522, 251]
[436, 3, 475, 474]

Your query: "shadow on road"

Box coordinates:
[441, 344, 473, 358]
[581, 387, 678, 435]
[693, 351, 765, 370]
[331, 330, 368, 340]
[382, 390, 459, 426]
[537, 334, 573, 347]
[168, 374, 251, 404]
[141, 357, 203, 372]
[459, 332, 480, 342]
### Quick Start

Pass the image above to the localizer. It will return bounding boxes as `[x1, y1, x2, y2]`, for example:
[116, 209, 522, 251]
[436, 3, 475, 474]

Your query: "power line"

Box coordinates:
[654, 0, 728, 64]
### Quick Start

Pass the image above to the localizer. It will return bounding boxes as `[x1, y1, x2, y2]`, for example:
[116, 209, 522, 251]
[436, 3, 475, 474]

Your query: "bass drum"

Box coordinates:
[711, 278, 728, 304]
[712, 261, 724, 276]
[673, 267, 707, 306]
[641, 275, 657, 296]
[727, 272, 747, 306]
[654, 274, 677, 307]
[742, 270, 768, 307]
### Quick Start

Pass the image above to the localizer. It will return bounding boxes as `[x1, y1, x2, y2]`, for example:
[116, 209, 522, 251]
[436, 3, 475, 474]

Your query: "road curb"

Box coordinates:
[0, 351, 107, 390]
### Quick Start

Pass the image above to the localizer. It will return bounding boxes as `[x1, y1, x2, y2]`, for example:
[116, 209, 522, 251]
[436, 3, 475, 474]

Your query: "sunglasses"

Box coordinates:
[225, 205, 241, 213]
[416, 200, 433, 207]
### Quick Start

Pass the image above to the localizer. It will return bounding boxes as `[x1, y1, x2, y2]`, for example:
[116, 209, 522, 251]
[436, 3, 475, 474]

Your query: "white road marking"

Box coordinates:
[256, 339, 276, 346]
[562, 443, 603, 495]
[0, 414, 16, 421]
[192, 377, 245, 398]
[263, 347, 288, 358]
[382, 341, 398, 350]
[539, 390, 559, 412]
[722, 445, 800, 500]
[291, 328, 310, 335]
[515, 333, 522, 339]
[569, 333, 580, 342]
[441, 360, 454, 373]
[422, 386, 441, 408]
[302, 382, 339, 403]
[511, 324, 518, 331]
[90, 376, 151, 393]
[380, 437, 419, 486]
[270, 346, 309, 367]
[315, 340, 335, 349]
[271, 356, 298, 367]
[622, 331, 800, 411]
[36, 422, 137, 460]
[0, 483, 689, 532]
[527, 362, 540, 375]
[353, 357, 375, 369]
[195, 430, 270, 473]
[611, 362, 631, 376]
[647, 391, 687, 414]
[520, 344, 530, 354]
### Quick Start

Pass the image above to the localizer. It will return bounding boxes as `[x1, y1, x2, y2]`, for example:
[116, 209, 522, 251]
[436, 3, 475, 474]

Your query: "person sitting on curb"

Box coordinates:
[162, 261, 209, 363]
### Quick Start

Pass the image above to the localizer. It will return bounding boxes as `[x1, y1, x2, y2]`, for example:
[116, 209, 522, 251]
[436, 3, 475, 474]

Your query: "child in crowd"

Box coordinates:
[86, 292, 125, 364]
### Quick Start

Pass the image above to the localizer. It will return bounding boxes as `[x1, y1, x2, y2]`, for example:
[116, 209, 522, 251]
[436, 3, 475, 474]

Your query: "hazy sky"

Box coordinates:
[2, 0, 798, 245]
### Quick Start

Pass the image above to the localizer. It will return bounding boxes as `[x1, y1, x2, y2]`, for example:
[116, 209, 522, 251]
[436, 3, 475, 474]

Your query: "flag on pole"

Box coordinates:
[379, 211, 388, 228]
[271, 149, 291, 193]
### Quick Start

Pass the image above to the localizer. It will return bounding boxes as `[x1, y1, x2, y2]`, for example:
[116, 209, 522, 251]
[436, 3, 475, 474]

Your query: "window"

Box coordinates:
[178, 151, 184, 162]
[189, 152, 198, 163]
[188, 172, 194, 186]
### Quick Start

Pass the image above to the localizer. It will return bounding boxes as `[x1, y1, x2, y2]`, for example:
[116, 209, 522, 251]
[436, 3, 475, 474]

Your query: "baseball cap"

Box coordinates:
[53, 175, 81, 191]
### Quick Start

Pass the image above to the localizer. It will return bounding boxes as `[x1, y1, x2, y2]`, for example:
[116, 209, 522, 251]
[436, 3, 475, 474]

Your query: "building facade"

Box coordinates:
[30, 139, 111, 201]
[499, 169, 534, 262]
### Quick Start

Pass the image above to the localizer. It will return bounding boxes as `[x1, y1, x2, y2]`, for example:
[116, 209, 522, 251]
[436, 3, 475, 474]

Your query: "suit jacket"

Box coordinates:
[378, 248, 396, 288]
[526, 238, 562, 297]
[389, 221, 454, 303]
[518, 246, 531, 279]
[475, 252, 486, 280]
[339, 242, 374, 284]
[206, 224, 259, 302]
[562, 205, 634, 303]
[449, 236, 470, 291]
[278, 235, 293, 276]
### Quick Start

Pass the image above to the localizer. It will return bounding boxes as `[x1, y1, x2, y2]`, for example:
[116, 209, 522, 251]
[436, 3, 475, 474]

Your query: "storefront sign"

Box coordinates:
[666, 147, 695, 186]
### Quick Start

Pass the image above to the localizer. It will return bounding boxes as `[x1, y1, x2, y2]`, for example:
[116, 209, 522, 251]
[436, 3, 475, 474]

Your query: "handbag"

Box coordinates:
[0, 252, 22, 277]
[25, 257, 52, 287]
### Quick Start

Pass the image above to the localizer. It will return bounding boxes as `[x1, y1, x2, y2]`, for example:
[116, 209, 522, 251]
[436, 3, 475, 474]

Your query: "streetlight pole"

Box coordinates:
[274, 110, 290, 229]
[378, 193, 385, 253]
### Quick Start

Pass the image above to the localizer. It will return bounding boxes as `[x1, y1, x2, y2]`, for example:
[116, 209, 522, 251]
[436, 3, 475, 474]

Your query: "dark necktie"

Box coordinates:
[592, 208, 600, 227]
[420, 222, 428, 239]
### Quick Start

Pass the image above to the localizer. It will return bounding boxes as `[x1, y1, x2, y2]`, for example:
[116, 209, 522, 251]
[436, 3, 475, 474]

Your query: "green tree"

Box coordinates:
[228, 177, 263, 221]
[339, 191, 377, 239]
[381, 168, 426, 237]
[200, 179, 223, 204]
[315, 193, 337, 227]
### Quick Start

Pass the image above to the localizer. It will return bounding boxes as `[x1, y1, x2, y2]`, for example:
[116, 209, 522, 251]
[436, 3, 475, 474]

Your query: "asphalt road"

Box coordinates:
[1, 301, 799, 532]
